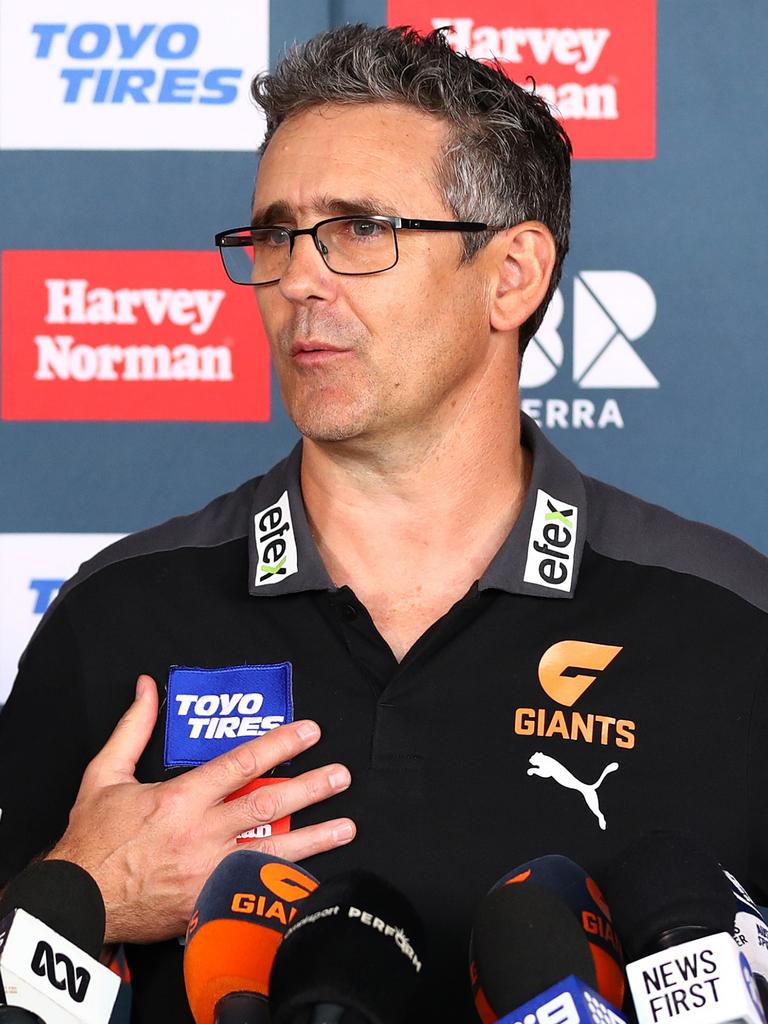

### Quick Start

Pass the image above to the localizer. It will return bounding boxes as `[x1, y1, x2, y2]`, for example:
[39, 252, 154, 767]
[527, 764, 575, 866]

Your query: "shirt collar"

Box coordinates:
[478, 414, 586, 599]
[248, 413, 586, 599]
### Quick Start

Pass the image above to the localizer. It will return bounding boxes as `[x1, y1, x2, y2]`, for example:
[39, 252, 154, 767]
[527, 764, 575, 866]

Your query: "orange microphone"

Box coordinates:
[183, 849, 319, 1024]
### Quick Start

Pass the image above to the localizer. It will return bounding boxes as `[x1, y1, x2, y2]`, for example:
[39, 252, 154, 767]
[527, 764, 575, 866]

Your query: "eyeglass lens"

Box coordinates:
[221, 218, 398, 284]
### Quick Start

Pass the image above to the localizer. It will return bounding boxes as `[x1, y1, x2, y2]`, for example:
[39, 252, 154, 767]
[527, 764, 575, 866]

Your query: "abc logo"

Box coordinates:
[31, 940, 91, 1003]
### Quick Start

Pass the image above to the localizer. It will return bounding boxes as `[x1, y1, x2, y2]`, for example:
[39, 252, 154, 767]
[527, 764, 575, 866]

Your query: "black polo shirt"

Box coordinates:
[2, 415, 768, 1023]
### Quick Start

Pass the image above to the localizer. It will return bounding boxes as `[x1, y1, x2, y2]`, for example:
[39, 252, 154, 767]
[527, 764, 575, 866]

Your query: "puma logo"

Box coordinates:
[527, 752, 619, 830]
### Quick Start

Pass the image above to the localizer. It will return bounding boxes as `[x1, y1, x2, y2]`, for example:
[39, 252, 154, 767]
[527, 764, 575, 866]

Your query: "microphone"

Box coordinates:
[470, 854, 626, 1023]
[723, 868, 768, 1013]
[0, 862, 105, 960]
[601, 830, 766, 1024]
[0, 861, 119, 1024]
[268, 870, 426, 1024]
[183, 849, 319, 1024]
[0, 1009, 45, 1024]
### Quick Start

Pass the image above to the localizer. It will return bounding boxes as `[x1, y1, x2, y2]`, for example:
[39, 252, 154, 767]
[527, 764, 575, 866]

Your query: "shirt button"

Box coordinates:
[341, 603, 358, 621]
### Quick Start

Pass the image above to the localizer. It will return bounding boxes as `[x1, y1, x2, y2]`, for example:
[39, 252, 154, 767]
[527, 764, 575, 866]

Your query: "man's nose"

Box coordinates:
[278, 233, 337, 303]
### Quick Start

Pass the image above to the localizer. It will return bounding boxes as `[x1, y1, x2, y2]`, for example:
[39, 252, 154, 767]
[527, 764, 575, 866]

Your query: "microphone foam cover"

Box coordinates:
[0, 860, 105, 958]
[600, 830, 736, 961]
[471, 881, 599, 1019]
[269, 870, 426, 1024]
[184, 850, 318, 1024]
[487, 855, 625, 1010]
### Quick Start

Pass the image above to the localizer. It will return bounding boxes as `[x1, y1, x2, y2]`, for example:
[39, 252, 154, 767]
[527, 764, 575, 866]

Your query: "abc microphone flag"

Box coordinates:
[0, 860, 119, 1024]
[0, 910, 119, 1024]
[183, 849, 319, 1024]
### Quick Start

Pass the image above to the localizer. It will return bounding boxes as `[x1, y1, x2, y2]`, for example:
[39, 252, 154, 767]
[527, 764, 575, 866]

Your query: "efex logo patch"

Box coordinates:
[387, 0, 656, 159]
[523, 489, 578, 593]
[253, 491, 299, 588]
[1, 251, 270, 421]
[164, 663, 293, 767]
[515, 640, 635, 748]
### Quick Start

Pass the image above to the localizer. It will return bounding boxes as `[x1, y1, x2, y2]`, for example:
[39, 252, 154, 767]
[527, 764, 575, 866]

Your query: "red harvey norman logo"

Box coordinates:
[1, 250, 270, 421]
[387, 0, 656, 159]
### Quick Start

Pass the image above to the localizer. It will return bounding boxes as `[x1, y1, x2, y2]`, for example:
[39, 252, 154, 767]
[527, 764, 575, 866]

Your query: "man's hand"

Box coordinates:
[47, 675, 355, 944]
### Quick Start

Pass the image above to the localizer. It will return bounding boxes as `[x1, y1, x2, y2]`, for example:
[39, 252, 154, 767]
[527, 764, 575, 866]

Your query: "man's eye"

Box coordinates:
[351, 220, 384, 238]
[253, 228, 290, 247]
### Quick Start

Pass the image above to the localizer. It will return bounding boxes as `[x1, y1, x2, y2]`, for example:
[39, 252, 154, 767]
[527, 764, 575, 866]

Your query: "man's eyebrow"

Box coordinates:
[251, 195, 399, 226]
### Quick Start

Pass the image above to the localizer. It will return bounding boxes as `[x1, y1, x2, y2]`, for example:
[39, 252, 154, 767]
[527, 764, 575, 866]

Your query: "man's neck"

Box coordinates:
[299, 395, 530, 661]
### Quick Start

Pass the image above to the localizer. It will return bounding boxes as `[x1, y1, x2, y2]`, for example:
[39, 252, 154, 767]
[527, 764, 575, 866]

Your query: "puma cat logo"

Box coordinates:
[527, 751, 619, 830]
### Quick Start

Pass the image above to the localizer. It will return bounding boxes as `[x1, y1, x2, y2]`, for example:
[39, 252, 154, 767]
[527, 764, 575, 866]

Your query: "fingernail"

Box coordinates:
[135, 677, 145, 700]
[296, 720, 320, 741]
[329, 767, 351, 791]
[333, 821, 355, 844]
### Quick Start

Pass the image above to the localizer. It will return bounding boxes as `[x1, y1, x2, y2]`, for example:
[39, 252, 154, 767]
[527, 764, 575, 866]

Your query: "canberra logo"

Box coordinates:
[521, 271, 658, 429]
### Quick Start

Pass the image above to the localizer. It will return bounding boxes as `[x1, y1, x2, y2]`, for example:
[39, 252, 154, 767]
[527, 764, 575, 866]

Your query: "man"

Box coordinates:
[1, 23, 767, 1024]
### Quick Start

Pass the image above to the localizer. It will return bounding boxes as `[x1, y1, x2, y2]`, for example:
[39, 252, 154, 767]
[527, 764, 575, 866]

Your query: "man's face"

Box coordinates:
[252, 102, 503, 445]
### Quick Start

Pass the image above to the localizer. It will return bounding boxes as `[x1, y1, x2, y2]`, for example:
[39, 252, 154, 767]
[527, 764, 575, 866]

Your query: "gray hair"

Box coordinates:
[251, 24, 572, 351]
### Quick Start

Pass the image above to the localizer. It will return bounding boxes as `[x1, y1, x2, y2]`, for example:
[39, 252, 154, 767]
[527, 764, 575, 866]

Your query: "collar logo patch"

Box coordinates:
[254, 490, 298, 587]
[164, 662, 293, 767]
[523, 489, 579, 592]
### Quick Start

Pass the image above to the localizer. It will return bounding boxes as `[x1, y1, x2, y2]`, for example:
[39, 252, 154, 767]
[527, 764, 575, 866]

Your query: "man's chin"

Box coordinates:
[289, 406, 369, 444]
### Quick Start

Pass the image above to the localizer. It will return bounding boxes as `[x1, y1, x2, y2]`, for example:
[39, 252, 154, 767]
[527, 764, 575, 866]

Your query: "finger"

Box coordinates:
[218, 764, 352, 837]
[85, 675, 159, 786]
[243, 818, 357, 862]
[185, 720, 322, 803]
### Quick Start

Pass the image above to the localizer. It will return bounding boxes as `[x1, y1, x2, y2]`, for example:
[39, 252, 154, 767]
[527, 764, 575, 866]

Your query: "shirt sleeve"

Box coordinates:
[0, 600, 91, 886]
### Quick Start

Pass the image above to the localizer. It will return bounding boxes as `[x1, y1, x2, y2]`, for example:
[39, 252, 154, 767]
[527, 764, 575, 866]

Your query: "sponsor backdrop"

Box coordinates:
[0, 0, 766, 702]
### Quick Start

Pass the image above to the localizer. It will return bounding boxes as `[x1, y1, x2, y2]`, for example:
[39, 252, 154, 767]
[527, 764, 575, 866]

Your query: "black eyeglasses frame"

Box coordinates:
[214, 214, 505, 286]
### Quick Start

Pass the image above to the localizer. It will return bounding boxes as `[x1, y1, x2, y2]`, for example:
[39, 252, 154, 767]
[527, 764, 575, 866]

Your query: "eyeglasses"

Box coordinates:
[214, 215, 502, 286]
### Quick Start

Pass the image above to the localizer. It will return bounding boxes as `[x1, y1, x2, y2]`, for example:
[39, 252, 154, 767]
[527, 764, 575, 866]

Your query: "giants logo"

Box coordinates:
[230, 861, 318, 927]
[515, 640, 636, 748]
[387, 0, 656, 159]
[0, 250, 270, 421]
[31, 940, 91, 1003]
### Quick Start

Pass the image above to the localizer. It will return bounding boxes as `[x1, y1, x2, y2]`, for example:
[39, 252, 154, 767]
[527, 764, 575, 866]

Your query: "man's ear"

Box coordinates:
[489, 221, 556, 333]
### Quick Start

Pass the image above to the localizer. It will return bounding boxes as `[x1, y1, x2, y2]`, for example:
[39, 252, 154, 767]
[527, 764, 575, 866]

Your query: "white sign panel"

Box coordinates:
[0, 0, 268, 150]
[0, 533, 123, 704]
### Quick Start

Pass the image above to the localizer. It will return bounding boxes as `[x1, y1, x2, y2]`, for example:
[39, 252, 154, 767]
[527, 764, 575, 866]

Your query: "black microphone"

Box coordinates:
[0, 860, 119, 1024]
[268, 870, 426, 1024]
[601, 830, 765, 1024]
[469, 854, 626, 1022]
[0, 1009, 46, 1024]
[0, 862, 105, 960]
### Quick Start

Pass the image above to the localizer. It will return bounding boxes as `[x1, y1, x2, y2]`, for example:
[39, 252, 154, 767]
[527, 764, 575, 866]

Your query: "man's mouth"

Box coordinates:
[289, 339, 352, 361]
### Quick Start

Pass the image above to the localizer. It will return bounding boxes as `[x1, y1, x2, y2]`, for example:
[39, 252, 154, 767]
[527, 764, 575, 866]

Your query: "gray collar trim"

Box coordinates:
[248, 414, 586, 600]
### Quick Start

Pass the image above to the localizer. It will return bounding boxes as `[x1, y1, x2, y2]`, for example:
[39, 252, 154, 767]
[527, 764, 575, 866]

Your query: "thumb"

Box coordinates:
[87, 674, 159, 785]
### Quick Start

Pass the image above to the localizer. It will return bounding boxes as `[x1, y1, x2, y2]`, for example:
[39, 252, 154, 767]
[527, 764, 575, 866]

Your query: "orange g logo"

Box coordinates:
[538, 641, 623, 706]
